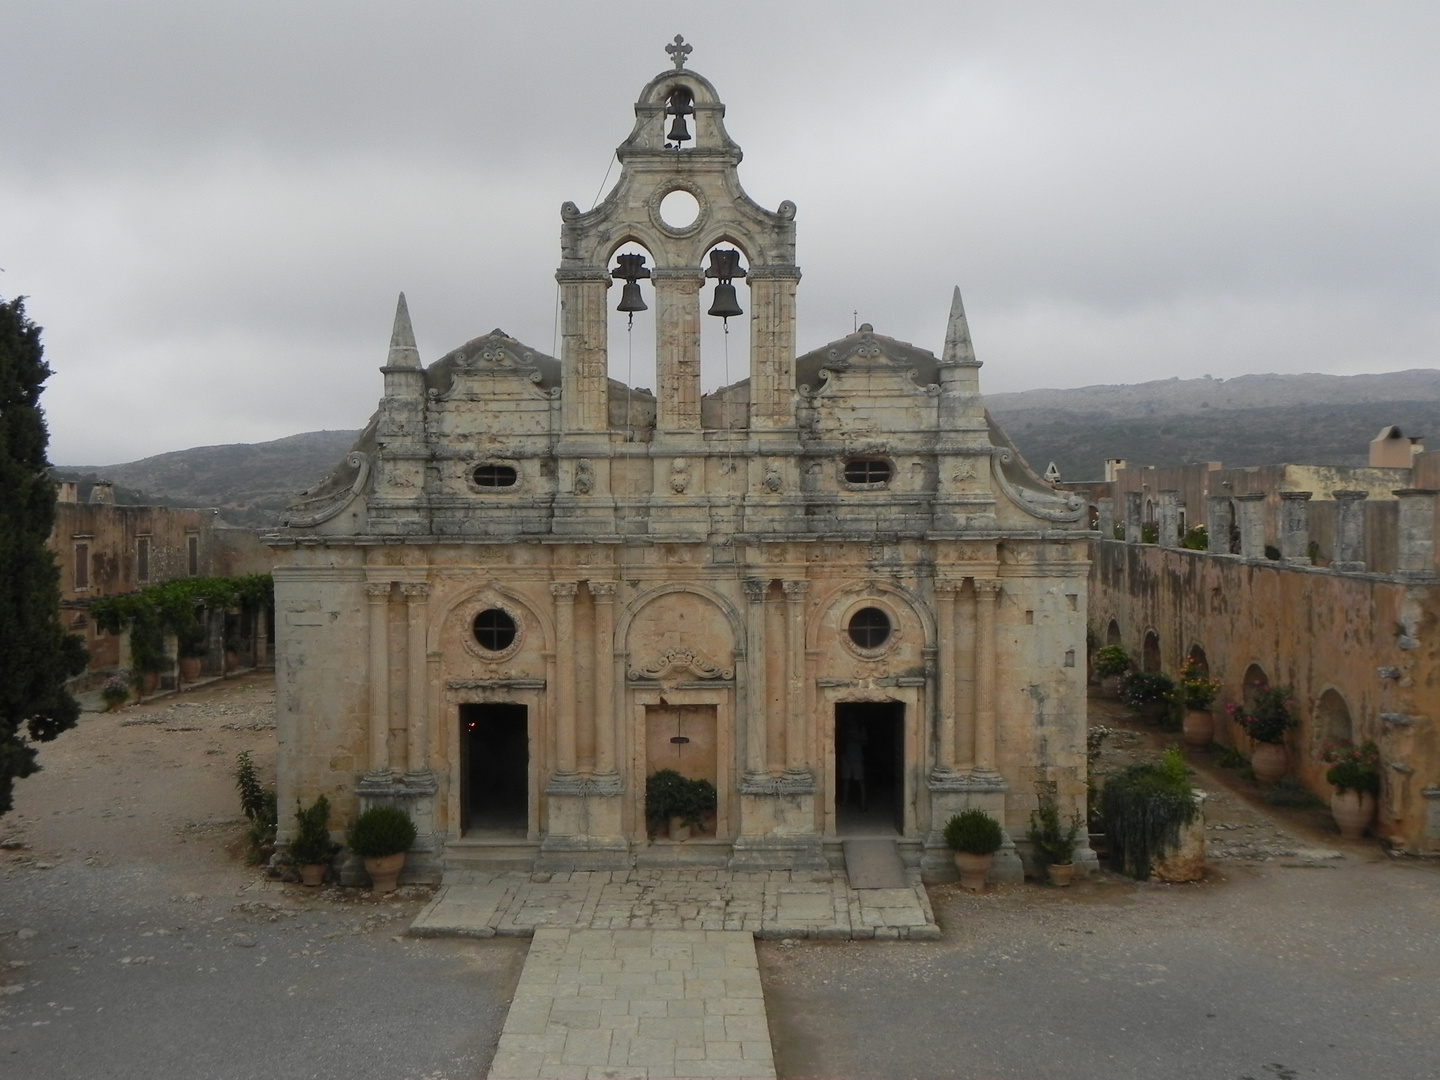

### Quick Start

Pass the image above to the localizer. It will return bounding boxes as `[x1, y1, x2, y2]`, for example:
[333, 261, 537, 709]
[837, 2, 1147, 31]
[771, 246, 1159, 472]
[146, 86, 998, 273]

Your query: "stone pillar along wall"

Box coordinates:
[973, 579, 1001, 777]
[1234, 493, 1267, 560]
[1097, 498, 1114, 539]
[1333, 490, 1368, 572]
[935, 581, 959, 774]
[747, 270, 800, 431]
[1206, 496, 1232, 555]
[366, 582, 391, 776]
[1278, 491, 1313, 564]
[558, 272, 610, 434]
[1395, 489, 1438, 578]
[401, 583, 430, 774]
[1158, 490, 1180, 548]
[1124, 492, 1143, 544]
[551, 582, 579, 776]
[783, 580, 809, 775]
[589, 581, 618, 778]
[743, 579, 769, 779]
[653, 270, 702, 434]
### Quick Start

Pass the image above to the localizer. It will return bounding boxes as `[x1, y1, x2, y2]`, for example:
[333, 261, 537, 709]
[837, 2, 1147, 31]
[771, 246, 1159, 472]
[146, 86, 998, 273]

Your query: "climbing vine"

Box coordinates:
[91, 574, 273, 674]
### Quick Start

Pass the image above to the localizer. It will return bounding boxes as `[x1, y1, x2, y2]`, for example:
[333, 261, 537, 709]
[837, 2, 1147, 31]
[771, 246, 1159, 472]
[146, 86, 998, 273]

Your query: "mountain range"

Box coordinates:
[53, 369, 1440, 526]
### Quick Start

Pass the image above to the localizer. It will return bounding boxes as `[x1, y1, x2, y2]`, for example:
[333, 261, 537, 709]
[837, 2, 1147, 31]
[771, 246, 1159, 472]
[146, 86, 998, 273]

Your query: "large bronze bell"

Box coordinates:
[707, 282, 743, 319]
[617, 280, 648, 314]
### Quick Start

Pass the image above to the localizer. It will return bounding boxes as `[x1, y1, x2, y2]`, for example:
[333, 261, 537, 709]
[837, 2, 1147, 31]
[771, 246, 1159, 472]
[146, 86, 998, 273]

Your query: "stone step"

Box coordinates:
[443, 838, 541, 873]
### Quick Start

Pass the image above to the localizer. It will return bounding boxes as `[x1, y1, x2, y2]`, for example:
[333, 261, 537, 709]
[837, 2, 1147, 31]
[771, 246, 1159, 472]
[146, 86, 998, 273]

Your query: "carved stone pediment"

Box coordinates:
[628, 647, 733, 684]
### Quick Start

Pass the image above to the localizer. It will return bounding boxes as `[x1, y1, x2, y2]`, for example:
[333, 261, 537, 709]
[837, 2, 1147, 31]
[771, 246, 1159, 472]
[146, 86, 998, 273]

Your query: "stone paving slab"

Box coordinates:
[487, 929, 776, 1080]
[410, 868, 940, 941]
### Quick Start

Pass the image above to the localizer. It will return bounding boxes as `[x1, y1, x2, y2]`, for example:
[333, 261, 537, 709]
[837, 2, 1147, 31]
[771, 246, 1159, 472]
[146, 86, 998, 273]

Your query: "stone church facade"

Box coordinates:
[270, 44, 1092, 883]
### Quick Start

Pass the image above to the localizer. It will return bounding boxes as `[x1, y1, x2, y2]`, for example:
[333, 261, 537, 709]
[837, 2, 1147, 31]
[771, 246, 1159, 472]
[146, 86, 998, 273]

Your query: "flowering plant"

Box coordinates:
[1320, 740, 1381, 796]
[100, 674, 129, 708]
[1119, 670, 1175, 708]
[1225, 685, 1297, 745]
[1176, 660, 1220, 710]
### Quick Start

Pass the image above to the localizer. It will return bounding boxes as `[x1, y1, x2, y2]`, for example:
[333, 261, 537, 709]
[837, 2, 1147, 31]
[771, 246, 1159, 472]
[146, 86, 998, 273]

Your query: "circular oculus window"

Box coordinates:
[472, 608, 518, 652]
[847, 606, 892, 650]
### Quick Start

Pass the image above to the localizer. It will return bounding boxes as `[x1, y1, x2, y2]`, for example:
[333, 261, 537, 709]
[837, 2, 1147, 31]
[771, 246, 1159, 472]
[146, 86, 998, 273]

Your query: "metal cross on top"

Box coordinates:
[665, 34, 692, 70]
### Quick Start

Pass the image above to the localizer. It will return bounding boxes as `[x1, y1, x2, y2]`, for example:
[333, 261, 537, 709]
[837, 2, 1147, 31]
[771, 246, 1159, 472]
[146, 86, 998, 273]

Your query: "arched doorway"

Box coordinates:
[1106, 620, 1122, 648]
[1142, 629, 1161, 673]
[1315, 688, 1354, 745]
[1187, 644, 1209, 678]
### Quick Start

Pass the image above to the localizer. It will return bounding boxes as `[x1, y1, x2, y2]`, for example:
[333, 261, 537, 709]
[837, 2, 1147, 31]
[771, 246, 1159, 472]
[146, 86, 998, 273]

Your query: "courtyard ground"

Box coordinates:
[1, 676, 1436, 1079]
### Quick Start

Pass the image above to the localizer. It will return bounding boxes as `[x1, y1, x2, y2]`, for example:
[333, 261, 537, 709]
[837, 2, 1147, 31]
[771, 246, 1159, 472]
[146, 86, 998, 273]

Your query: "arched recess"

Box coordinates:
[698, 238, 752, 416]
[1142, 629, 1161, 673]
[1314, 688, 1354, 746]
[607, 239, 661, 428]
[428, 580, 554, 656]
[1105, 619, 1122, 648]
[805, 578, 936, 651]
[1187, 644, 1209, 677]
[614, 581, 746, 655]
[1242, 664, 1270, 712]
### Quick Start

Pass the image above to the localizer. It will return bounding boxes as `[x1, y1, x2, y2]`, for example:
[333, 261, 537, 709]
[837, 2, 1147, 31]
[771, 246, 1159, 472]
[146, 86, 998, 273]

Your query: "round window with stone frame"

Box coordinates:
[841, 457, 893, 489]
[462, 601, 525, 663]
[840, 600, 902, 659]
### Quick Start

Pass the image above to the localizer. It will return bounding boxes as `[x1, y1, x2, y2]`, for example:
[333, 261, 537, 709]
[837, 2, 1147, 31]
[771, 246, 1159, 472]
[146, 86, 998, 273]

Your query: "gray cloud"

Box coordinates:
[2, 2, 1437, 463]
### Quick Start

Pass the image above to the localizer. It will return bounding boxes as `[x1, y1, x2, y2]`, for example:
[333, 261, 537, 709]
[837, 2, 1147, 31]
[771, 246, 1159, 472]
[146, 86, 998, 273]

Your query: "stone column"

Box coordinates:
[1395, 489, 1439, 578]
[653, 269, 703, 434]
[1124, 491, 1143, 544]
[1234, 492, 1267, 560]
[747, 268, 801, 431]
[550, 582, 579, 777]
[589, 581, 618, 777]
[557, 270, 611, 434]
[1206, 496, 1233, 555]
[742, 579, 770, 779]
[1332, 490, 1368, 571]
[1097, 497, 1114, 540]
[365, 582, 391, 776]
[973, 579, 1001, 778]
[783, 580, 809, 775]
[934, 581, 960, 774]
[401, 583, 430, 774]
[1278, 491, 1313, 564]
[254, 603, 269, 667]
[1158, 490, 1181, 548]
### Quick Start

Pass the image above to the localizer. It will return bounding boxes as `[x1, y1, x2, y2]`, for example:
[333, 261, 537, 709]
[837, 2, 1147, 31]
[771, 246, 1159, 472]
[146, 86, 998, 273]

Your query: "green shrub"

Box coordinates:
[1093, 645, 1132, 679]
[347, 805, 417, 858]
[1119, 671, 1175, 708]
[288, 794, 340, 866]
[943, 808, 1004, 855]
[1027, 794, 1084, 869]
[644, 769, 716, 831]
[1101, 748, 1198, 880]
[1214, 745, 1247, 769]
[1263, 777, 1327, 809]
[1180, 525, 1209, 551]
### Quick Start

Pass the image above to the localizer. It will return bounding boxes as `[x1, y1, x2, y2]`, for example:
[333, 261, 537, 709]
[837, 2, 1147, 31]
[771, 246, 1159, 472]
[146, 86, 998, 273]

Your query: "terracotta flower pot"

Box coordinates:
[1182, 709, 1214, 748]
[1250, 742, 1288, 785]
[1330, 790, 1376, 840]
[224, 651, 239, 673]
[953, 851, 994, 892]
[298, 863, 326, 887]
[178, 657, 202, 684]
[364, 852, 407, 894]
[1101, 675, 1123, 699]
[139, 672, 159, 698]
[1137, 701, 1167, 723]
[1046, 862, 1075, 887]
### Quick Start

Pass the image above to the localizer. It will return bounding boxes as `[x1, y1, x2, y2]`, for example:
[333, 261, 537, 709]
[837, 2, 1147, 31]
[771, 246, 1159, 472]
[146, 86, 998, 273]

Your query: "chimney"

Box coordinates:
[56, 481, 78, 504]
[88, 481, 115, 505]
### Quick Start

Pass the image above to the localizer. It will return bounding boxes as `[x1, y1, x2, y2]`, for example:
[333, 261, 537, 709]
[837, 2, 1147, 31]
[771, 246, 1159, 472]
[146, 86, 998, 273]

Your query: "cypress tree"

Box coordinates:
[0, 296, 87, 816]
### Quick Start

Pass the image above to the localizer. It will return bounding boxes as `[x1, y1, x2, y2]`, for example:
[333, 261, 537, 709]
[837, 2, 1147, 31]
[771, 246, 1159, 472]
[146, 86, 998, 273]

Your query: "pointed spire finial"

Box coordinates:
[386, 292, 421, 368]
[941, 286, 978, 366]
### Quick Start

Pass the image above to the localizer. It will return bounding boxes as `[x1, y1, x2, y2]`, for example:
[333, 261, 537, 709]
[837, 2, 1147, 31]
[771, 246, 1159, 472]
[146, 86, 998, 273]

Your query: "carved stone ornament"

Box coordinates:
[628, 647, 734, 683]
[670, 458, 691, 494]
[763, 464, 783, 493]
[573, 458, 594, 495]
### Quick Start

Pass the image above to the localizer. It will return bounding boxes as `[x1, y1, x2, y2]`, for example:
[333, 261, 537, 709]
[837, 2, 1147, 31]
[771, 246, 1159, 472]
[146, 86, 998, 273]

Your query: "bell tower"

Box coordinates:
[556, 37, 801, 450]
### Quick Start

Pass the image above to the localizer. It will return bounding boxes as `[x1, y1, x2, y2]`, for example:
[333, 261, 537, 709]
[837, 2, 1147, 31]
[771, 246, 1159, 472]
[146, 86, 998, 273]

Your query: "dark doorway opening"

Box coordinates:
[835, 701, 904, 835]
[460, 703, 528, 836]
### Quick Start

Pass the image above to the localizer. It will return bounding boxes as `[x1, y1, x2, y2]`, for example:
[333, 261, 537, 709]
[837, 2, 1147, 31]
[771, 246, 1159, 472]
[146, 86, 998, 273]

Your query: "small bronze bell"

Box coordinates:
[665, 88, 694, 145]
[707, 282, 743, 319]
[617, 280, 647, 314]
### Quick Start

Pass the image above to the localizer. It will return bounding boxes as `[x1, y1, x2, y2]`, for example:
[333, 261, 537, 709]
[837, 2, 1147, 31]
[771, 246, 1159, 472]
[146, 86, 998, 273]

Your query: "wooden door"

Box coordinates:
[645, 705, 718, 786]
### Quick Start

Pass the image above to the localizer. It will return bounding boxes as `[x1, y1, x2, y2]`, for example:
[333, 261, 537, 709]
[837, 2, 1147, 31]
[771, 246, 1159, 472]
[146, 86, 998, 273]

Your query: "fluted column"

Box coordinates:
[589, 581, 618, 777]
[557, 270, 611, 433]
[743, 579, 769, 778]
[400, 583, 430, 774]
[783, 580, 809, 774]
[935, 581, 960, 774]
[973, 579, 1001, 777]
[747, 268, 800, 431]
[551, 582, 579, 776]
[366, 582, 391, 775]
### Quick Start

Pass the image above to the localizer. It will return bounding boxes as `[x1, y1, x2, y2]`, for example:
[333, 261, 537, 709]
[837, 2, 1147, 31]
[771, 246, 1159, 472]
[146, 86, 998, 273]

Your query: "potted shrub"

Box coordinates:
[1101, 748, 1203, 881]
[645, 770, 715, 841]
[943, 808, 1004, 891]
[1119, 671, 1175, 723]
[1227, 686, 1297, 785]
[1177, 661, 1221, 747]
[100, 674, 130, 711]
[1093, 646, 1131, 697]
[348, 805, 417, 893]
[1026, 793, 1084, 886]
[288, 794, 340, 886]
[1321, 740, 1381, 839]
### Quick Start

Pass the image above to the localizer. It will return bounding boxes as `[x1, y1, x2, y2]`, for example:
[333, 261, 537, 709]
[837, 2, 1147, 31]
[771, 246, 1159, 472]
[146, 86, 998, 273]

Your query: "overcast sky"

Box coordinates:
[3, 2, 1437, 465]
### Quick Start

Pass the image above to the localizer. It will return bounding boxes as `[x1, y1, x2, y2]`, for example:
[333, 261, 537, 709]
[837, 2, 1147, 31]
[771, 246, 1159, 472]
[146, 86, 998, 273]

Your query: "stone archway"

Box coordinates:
[1142, 629, 1162, 673]
[1242, 664, 1270, 712]
[1315, 688, 1354, 746]
[1106, 619, 1122, 648]
[1187, 644, 1209, 678]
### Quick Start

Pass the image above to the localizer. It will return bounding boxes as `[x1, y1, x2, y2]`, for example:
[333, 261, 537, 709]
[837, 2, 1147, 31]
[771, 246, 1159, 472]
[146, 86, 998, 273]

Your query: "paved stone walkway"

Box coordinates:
[409, 868, 939, 941]
[487, 928, 774, 1080]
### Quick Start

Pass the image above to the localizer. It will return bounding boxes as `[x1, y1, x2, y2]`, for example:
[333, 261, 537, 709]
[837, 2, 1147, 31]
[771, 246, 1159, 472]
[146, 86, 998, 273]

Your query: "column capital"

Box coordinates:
[935, 579, 963, 596]
[1333, 489, 1369, 502]
[365, 582, 392, 600]
[588, 580, 617, 601]
[1278, 490, 1314, 502]
[550, 581, 579, 599]
[743, 578, 770, 603]
[1233, 491, 1267, 502]
[399, 582, 431, 600]
[781, 579, 810, 599]
[973, 578, 1002, 598]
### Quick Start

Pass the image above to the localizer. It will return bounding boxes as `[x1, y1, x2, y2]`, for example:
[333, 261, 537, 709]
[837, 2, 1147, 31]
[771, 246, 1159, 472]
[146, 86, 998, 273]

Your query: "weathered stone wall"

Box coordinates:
[1090, 538, 1440, 853]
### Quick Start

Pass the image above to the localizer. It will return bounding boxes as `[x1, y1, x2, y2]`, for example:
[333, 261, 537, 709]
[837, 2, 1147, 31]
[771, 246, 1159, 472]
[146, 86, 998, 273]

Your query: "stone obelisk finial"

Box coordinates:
[386, 292, 421, 368]
[940, 286, 978, 367]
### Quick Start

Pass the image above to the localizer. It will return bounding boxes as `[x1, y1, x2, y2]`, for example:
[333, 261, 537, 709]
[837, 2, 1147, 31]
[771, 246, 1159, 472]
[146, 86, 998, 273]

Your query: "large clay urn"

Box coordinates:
[298, 864, 326, 887]
[178, 657, 202, 684]
[1250, 742, 1288, 785]
[1330, 790, 1376, 840]
[1046, 862, 1075, 887]
[1182, 709, 1215, 748]
[953, 852, 994, 892]
[364, 852, 406, 894]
